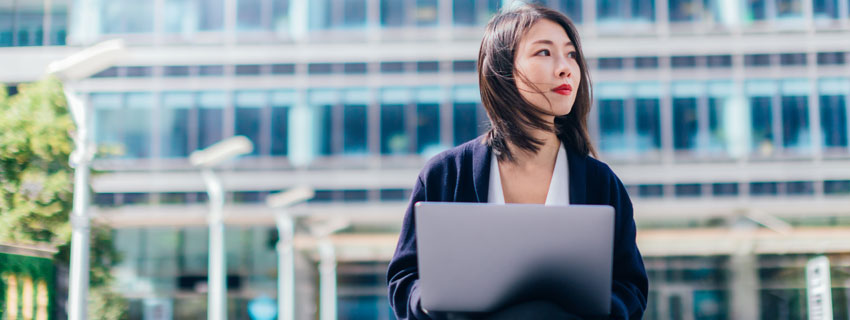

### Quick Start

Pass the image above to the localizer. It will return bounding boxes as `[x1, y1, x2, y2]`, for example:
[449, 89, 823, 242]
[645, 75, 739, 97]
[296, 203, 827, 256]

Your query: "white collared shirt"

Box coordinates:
[488, 142, 570, 205]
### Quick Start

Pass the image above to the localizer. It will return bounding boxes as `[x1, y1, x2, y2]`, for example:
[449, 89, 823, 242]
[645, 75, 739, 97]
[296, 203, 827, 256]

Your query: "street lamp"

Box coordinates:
[46, 38, 127, 320]
[190, 136, 253, 320]
[266, 186, 315, 320]
[308, 218, 350, 320]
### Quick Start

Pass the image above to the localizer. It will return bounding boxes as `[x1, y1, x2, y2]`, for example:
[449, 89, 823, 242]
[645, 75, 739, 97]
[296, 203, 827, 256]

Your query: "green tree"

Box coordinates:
[0, 78, 127, 319]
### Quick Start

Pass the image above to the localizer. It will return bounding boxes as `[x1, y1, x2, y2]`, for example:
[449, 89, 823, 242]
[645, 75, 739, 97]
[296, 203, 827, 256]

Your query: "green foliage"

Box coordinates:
[0, 252, 56, 320]
[0, 78, 127, 319]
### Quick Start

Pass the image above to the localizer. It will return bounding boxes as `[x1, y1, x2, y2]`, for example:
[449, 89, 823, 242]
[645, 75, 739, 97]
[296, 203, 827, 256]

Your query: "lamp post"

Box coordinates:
[308, 218, 350, 320]
[266, 186, 315, 320]
[46, 39, 127, 320]
[190, 136, 253, 320]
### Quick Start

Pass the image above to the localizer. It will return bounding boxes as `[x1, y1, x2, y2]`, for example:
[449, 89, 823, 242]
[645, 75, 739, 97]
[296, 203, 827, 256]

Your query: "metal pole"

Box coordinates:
[318, 238, 337, 320]
[201, 169, 227, 320]
[275, 212, 296, 320]
[65, 86, 91, 320]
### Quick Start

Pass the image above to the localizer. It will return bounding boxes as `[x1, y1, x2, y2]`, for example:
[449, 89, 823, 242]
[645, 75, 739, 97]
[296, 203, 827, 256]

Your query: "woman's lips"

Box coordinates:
[552, 84, 572, 96]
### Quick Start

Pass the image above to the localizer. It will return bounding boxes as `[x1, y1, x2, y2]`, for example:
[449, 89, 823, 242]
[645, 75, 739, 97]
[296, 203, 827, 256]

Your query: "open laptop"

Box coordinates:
[414, 202, 614, 316]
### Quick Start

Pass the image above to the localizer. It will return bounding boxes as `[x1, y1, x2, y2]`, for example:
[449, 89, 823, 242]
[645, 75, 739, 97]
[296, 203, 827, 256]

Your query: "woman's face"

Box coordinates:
[513, 19, 581, 118]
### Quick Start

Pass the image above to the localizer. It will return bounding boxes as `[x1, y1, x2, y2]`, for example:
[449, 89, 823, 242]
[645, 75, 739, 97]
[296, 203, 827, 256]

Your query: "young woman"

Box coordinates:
[387, 4, 648, 319]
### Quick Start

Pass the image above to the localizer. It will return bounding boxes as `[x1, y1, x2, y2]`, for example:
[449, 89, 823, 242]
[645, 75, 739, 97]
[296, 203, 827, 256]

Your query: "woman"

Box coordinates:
[387, 3, 648, 319]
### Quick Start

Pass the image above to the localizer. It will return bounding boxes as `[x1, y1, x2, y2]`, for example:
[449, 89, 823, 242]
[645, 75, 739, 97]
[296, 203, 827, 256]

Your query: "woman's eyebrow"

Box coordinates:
[530, 39, 574, 47]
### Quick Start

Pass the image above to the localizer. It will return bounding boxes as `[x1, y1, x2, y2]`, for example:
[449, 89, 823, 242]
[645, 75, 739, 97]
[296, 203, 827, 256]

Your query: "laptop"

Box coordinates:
[414, 202, 614, 316]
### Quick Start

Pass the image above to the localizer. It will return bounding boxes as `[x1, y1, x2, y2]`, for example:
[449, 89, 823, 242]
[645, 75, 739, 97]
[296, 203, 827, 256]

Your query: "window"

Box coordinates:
[817, 52, 845, 65]
[819, 95, 847, 148]
[237, 0, 263, 30]
[671, 56, 698, 68]
[165, 0, 226, 32]
[453, 102, 480, 146]
[746, 0, 767, 21]
[452, 60, 476, 72]
[673, 97, 698, 151]
[634, 56, 659, 69]
[92, 67, 119, 78]
[597, 0, 655, 23]
[270, 91, 292, 156]
[598, 99, 627, 153]
[669, 0, 699, 22]
[315, 105, 333, 156]
[235, 64, 262, 76]
[381, 104, 409, 155]
[557, 0, 582, 23]
[417, 61, 440, 73]
[636, 98, 661, 151]
[707, 97, 727, 152]
[93, 93, 153, 159]
[199, 65, 224, 76]
[745, 54, 771, 67]
[50, 0, 69, 45]
[706, 55, 732, 68]
[164, 66, 191, 77]
[309, 63, 334, 74]
[235, 91, 266, 156]
[453, 0, 500, 25]
[343, 0, 368, 27]
[343, 104, 368, 154]
[776, 0, 802, 18]
[101, 0, 153, 33]
[750, 182, 778, 196]
[343, 62, 368, 74]
[781, 95, 809, 151]
[598, 58, 624, 70]
[675, 184, 702, 197]
[381, 61, 406, 73]
[417, 103, 441, 153]
[125, 66, 152, 77]
[380, 189, 408, 201]
[779, 53, 806, 66]
[271, 64, 295, 75]
[712, 183, 738, 196]
[824, 180, 850, 195]
[197, 92, 225, 150]
[813, 0, 840, 19]
[381, 0, 406, 26]
[161, 92, 193, 158]
[750, 96, 774, 154]
[415, 0, 439, 25]
[638, 184, 664, 198]
[785, 181, 813, 195]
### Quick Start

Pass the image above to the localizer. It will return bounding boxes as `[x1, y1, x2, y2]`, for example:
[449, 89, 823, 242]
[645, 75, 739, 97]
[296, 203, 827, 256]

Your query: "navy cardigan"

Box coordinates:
[387, 138, 649, 319]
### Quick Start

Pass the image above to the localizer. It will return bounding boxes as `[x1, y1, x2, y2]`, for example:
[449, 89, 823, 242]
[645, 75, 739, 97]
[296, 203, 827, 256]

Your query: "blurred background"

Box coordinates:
[1, 0, 850, 319]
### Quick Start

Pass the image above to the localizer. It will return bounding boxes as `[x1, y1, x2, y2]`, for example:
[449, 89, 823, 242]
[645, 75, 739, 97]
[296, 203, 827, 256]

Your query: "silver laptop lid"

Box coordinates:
[414, 202, 614, 316]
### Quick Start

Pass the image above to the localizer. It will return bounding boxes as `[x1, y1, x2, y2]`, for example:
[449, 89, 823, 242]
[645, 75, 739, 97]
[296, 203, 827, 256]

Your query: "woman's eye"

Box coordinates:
[567, 51, 577, 59]
[535, 49, 550, 56]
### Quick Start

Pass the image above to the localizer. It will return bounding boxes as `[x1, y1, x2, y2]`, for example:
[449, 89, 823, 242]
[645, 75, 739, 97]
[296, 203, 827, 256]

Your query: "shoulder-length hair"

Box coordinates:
[478, 3, 596, 161]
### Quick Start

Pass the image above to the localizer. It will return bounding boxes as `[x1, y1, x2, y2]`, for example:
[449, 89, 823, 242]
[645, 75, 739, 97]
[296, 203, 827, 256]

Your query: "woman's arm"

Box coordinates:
[387, 176, 432, 320]
[604, 168, 649, 319]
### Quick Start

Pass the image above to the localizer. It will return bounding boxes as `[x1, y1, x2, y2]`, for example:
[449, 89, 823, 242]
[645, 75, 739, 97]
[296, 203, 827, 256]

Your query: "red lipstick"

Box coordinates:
[552, 84, 572, 96]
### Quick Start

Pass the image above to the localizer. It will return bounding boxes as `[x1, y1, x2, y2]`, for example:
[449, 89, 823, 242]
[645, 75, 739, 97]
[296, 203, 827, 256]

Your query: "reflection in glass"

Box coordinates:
[271, 106, 289, 156]
[673, 97, 698, 151]
[750, 97, 773, 154]
[344, 104, 368, 154]
[417, 103, 440, 153]
[124, 93, 153, 158]
[235, 92, 264, 156]
[415, 0, 438, 25]
[781, 96, 809, 151]
[381, 104, 409, 155]
[198, 92, 225, 150]
[381, 0, 406, 26]
[599, 99, 627, 153]
[161, 92, 193, 158]
[453, 103, 479, 146]
[636, 98, 661, 152]
[820, 95, 847, 148]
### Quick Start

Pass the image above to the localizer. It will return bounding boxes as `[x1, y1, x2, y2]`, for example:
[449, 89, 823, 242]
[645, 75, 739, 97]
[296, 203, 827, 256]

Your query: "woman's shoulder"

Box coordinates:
[576, 151, 625, 189]
[418, 137, 487, 179]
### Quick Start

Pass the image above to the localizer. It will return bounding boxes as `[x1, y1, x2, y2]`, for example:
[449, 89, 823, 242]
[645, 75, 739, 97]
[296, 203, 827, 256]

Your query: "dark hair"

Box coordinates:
[478, 3, 596, 161]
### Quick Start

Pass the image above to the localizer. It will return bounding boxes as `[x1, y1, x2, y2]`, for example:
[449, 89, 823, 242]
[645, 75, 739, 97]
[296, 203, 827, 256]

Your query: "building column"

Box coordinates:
[318, 238, 338, 320]
[729, 240, 760, 320]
